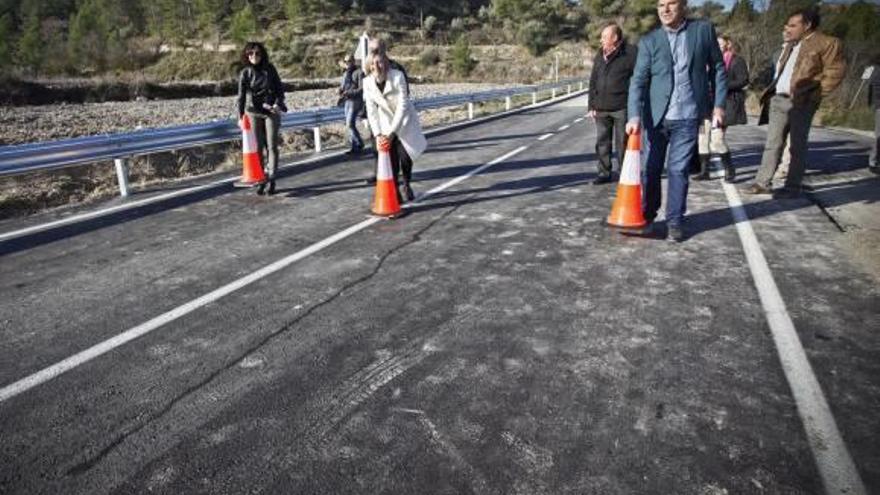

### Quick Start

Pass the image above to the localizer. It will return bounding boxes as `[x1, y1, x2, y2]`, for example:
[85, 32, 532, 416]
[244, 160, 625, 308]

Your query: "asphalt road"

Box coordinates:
[1, 96, 878, 494]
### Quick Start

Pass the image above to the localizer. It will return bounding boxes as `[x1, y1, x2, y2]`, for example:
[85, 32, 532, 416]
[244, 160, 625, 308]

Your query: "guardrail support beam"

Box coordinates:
[551, 88, 557, 99]
[532, 92, 537, 106]
[313, 127, 322, 153]
[579, 82, 584, 91]
[567, 85, 572, 94]
[114, 158, 130, 197]
[467, 102, 474, 120]
[505, 96, 512, 111]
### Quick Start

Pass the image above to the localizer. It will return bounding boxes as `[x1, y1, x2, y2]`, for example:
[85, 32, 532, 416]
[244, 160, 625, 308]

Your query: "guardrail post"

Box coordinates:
[505, 96, 512, 111]
[114, 158, 130, 198]
[579, 82, 584, 91]
[567, 85, 572, 94]
[551, 88, 557, 99]
[467, 102, 474, 120]
[313, 127, 322, 153]
[532, 92, 537, 105]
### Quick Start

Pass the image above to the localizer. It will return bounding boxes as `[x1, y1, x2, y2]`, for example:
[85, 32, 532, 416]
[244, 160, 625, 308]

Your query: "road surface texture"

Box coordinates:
[1, 96, 878, 494]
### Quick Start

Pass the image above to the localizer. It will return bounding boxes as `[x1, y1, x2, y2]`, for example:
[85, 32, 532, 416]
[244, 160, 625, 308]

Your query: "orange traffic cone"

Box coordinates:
[234, 114, 266, 188]
[371, 139, 402, 217]
[607, 130, 647, 229]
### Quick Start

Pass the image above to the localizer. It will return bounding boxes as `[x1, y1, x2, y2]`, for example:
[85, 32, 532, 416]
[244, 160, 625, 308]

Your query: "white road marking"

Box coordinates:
[574, 117, 585, 123]
[0, 177, 235, 243]
[0, 144, 532, 403]
[422, 146, 528, 198]
[0, 149, 343, 243]
[557, 124, 570, 131]
[538, 133, 554, 141]
[723, 182, 867, 495]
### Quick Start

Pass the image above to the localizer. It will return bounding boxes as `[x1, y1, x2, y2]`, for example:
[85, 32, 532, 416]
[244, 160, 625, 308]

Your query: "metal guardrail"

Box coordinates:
[0, 78, 586, 196]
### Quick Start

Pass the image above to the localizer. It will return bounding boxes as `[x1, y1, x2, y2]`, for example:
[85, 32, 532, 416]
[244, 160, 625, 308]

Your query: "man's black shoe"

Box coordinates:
[592, 175, 613, 185]
[869, 165, 880, 175]
[773, 187, 801, 199]
[668, 224, 684, 243]
[365, 176, 377, 185]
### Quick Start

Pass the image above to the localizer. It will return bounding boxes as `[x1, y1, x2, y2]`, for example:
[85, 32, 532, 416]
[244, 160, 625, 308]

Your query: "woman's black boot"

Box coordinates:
[693, 154, 711, 181]
[267, 180, 276, 195]
[721, 153, 735, 183]
[256, 181, 267, 195]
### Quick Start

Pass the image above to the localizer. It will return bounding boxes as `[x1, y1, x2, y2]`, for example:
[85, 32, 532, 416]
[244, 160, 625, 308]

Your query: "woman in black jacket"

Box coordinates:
[237, 42, 287, 195]
[695, 34, 748, 182]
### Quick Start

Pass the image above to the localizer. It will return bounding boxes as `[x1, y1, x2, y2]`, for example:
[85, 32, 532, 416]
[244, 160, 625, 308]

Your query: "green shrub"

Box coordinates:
[448, 36, 477, 77]
[517, 20, 552, 56]
[821, 106, 875, 131]
[418, 47, 442, 67]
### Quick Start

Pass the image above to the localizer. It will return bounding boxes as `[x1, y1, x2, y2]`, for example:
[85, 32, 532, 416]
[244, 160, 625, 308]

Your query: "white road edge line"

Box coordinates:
[0, 176, 236, 243]
[538, 133, 554, 141]
[0, 149, 340, 244]
[722, 182, 867, 495]
[0, 144, 531, 404]
[557, 124, 570, 131]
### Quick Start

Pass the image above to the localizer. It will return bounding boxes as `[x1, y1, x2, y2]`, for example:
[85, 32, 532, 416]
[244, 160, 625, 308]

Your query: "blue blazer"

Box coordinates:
[627, 19, 727, 128]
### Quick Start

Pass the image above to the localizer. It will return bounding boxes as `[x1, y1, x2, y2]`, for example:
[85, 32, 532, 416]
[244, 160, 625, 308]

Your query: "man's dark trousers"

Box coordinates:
[643, 118, 700, 226]
[595, 109, 627, 178]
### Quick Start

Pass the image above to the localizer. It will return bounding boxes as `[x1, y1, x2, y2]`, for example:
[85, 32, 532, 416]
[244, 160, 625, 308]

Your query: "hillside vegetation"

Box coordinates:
[1, 0, 879, 123]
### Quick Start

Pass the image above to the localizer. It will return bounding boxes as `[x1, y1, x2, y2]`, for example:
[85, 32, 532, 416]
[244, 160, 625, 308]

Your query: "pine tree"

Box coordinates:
[230, 4, 257, 45]
[449, 35, 477, 76]
[0, 13, 13, 71]
[16, 10, 43, 75]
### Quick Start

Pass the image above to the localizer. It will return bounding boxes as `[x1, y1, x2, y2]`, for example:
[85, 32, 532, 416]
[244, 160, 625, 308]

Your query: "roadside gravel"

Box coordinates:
[0, 83, 520, 146]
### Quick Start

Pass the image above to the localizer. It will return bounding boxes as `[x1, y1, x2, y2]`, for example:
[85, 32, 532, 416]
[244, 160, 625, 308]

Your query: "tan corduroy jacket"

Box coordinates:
[761, 31, 846, 107]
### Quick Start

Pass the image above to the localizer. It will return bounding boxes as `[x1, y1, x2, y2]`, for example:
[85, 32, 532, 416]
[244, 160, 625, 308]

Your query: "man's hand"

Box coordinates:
[625, 118, 641, 135]
[712, 107, 725, 128]
[587, 109, 597, 119]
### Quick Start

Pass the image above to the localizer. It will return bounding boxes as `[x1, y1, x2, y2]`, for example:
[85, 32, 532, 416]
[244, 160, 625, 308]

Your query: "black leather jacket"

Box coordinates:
[237, 63, 287, 117]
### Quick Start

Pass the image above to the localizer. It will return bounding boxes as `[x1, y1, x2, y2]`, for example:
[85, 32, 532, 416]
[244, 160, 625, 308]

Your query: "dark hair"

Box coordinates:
[241, 42, 269, 67]
[718, 33, 737, 51]
[789, 7, 820, 30]
[602, 22, 623, 41]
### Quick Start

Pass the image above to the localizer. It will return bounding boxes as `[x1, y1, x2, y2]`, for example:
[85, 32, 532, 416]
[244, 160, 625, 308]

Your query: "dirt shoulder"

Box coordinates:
[0, 83, 519, 146]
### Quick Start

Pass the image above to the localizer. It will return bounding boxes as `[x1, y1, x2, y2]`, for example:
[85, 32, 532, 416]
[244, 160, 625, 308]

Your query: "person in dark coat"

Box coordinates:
[588, 22, 638, 184]
[869, 59, 880, 174]
[338, 54, 365, 156]
[694, 34, 748, 182]
[236, 42, 287, 195]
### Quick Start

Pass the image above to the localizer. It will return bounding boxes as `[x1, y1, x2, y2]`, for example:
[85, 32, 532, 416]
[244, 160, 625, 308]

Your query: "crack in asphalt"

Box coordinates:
[64, 202, 464, 478]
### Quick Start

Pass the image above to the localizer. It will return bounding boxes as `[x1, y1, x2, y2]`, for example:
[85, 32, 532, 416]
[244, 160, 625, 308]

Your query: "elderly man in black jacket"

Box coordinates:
[588, 22, 638, 184]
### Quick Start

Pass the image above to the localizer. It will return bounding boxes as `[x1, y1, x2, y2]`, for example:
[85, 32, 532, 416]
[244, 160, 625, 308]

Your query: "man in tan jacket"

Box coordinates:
[747, 7, 846, 198]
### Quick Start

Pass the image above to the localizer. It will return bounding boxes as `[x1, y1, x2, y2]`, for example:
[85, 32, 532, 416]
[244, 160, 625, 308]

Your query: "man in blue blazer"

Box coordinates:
[626, 0, 727, 242]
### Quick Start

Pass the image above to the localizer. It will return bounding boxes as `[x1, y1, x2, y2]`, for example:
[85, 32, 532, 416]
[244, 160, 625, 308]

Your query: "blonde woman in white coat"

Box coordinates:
[363, 50, 427, 202]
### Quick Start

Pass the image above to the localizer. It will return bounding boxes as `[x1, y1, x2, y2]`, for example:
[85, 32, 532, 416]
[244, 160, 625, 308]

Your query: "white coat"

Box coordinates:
[363, 68, 427, 160]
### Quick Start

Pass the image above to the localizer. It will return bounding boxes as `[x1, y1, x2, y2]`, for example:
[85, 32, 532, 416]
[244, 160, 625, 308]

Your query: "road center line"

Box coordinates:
[722, 182, 867, 495]
[0, 144, 530, 404]
[538, 133, 554, 141]
[574, 117, 585, 123]
[557, 124, 570, 131]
